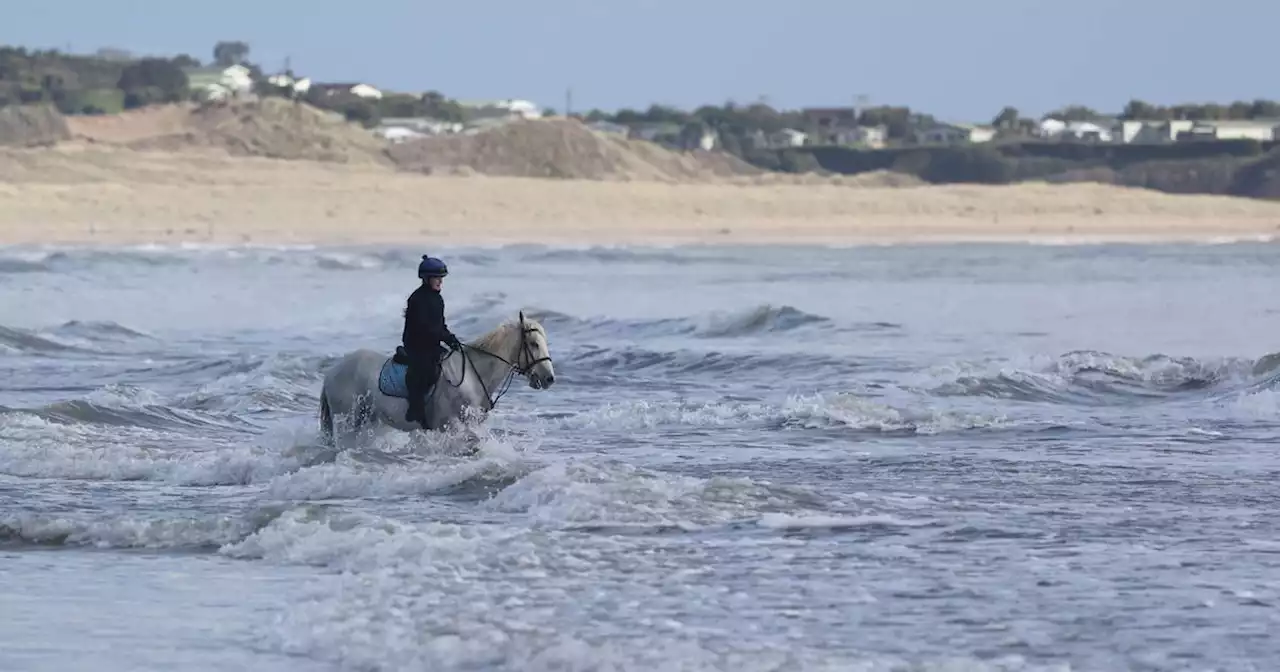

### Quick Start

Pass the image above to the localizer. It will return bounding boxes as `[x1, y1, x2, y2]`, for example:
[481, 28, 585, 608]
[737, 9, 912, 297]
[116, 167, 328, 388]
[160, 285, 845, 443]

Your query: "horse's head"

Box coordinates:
[515, 311, 555, 390]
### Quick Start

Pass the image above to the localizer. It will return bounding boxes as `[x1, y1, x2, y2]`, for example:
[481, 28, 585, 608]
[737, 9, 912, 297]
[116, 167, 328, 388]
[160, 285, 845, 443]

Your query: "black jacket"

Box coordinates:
[402, 285, 458, 356]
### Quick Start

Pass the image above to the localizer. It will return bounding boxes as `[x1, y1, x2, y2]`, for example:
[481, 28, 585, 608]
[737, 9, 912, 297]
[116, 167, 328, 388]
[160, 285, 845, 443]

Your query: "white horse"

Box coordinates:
[318, 311, 555, 442]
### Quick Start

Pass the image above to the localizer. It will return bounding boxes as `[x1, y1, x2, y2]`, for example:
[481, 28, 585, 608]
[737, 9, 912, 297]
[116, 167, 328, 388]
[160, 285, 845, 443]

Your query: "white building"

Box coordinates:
[312, 82, 383, 100]
[349, 84, 382, 100]
[187, 64, 254, 101]
[769, 128, 808, 147]
[1124, 120, 1195, 143]
[587, 120, 630, 137]
[379, 117, 463, 135]
[1182, 120, 1277, 141]
[1064, 121, 1112, 142]
[458, 99, 543, 120]
[265, 73, 312, 98]
[917, 122, 996, 144]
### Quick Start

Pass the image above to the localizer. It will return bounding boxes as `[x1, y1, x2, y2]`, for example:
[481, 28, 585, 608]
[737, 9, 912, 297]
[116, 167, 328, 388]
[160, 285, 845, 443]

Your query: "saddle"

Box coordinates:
[380, 345, 455, 400]
[393, 344, 448, 365]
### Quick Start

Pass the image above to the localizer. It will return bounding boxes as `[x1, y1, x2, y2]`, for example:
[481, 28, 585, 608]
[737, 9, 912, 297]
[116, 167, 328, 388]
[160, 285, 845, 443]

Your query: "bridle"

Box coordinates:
[448, 311, 553, 410]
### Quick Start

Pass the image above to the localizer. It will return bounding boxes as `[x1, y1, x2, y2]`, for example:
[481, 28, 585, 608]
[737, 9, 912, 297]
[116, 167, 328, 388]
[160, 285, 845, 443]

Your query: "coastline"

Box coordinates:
[3, 146, 1280, 248]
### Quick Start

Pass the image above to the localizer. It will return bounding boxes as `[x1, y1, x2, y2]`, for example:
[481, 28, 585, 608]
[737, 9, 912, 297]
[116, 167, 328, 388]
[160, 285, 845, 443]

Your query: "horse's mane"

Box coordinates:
[470, 316, 545, 353]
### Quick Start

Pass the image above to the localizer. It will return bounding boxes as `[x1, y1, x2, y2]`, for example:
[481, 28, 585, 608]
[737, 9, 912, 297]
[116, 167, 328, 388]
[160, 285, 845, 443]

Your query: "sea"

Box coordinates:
[2, 241, 1279, 672]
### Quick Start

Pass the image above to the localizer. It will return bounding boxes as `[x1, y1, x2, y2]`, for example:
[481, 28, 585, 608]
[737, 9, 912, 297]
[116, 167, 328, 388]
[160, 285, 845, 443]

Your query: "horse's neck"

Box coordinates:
[467, 328, 519, 404]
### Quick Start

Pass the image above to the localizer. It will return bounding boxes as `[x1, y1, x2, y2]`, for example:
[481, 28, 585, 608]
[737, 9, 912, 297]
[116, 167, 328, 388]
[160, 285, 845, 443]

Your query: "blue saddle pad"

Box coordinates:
[378, 353, 446, 399]
[377, 357, 411, 398]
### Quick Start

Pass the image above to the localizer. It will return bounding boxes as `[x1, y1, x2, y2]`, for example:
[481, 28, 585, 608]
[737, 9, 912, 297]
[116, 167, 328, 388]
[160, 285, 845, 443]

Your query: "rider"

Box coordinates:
[402, 255, 463, 426]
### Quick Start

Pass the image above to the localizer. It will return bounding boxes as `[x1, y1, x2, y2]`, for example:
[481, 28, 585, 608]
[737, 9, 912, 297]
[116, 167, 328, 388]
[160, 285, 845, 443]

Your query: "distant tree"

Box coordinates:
[739, 102, 788, 133]
[612, 108, 646, 124]
[420, 91, 466, 122]
[117, 58, 188, 103]
[694, 104, 750, 131]
[172, 53, 202, 68]
[40, 74, 64, 93]
[1044, 105, 1104, 122]
[1120, 99, 1161, 120]
[679, 120, 709, 149]
[858, 106, 912, 139]
[122, 88, 162, 109]
[253, 78, 292, 99]
[342, 99, 379, 127]
[376, 93, 424, 118]
[1227, 101, 1254, 120]
[992, 106, 1019, 128]
[212, 41, 250, 67]
[1249, 99, 1280, 119]
[641, 104, 688, 124]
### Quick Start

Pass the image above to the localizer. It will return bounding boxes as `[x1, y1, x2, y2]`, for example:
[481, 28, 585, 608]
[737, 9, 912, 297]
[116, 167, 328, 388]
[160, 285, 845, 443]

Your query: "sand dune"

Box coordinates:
[3, 142, 1280, 246]
[2, 101, 1279, 247]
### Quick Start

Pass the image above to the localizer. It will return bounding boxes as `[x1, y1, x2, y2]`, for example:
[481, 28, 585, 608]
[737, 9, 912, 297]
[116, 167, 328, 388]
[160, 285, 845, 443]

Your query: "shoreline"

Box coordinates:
[4, 231, 1278, 250]
[3, 147, 1280, 248]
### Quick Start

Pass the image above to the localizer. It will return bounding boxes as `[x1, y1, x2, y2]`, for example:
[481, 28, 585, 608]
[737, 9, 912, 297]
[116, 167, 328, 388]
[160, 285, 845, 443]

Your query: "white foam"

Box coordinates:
[1224, 387, 1280, 418]
[1, 511, 249, 549]
[547, 399, 773, 431]
[539, 394, 1008, 436]
[0, 412, 303, 485]
[755, 512, 936, 531]
[783, 392, 1010, 434]
[217, 506, 984, 672]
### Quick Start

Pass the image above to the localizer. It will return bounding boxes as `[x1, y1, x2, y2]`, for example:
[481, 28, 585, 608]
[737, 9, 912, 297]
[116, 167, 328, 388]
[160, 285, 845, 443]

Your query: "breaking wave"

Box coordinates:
[920, 350, 1280, 404]
[0, 320, 153, 355]
[524, 303, 833, 340]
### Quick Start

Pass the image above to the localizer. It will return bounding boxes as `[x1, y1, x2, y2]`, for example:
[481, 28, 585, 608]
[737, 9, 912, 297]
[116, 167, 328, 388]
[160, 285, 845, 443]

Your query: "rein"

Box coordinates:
[445, 320, 552, 411]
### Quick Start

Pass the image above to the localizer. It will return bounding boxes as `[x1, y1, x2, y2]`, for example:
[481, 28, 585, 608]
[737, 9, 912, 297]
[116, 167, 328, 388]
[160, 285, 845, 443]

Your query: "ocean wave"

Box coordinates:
[528, 394, 1008, 437]
[0, 320, 155, 356]
[317, 249, 502, 270]
[0, 369, 306, 430]
[50, 319, 154, 342]
[0, 510, 268, 550]
[208, 466, 938, 671]
[0, 447, 893, 549]
[516, 245, 737, 266]
[780, 393, 1012, 434]
[173, 354, 329, 414]
[0, 244, 521, 276]
[261, 423, 538, 501]
[12, 398, 242, 431]
[523, 304, 831, 340]
[562, 344, 862, 382]
[0, 325, 90, 354]
[0, 255, 53, 273]
[0, 410, 301, 484]
[921, 350, 1270, 404]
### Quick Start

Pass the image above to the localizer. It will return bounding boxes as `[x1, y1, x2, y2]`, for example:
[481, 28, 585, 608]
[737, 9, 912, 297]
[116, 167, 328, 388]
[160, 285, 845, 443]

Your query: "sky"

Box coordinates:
[5, 0, 1277, 122]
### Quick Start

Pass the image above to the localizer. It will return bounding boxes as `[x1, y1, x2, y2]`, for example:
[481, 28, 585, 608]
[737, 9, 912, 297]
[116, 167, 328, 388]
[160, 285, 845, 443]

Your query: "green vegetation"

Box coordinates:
[0, 41, 471, 128]
[0, 45, 200, 113]
[580, 101, 1280, 198]
[3, 39, 1280, 198]
[289, 90, 468, 129]
[746, 140, 1280, 198]
[581, 102, 933, 157]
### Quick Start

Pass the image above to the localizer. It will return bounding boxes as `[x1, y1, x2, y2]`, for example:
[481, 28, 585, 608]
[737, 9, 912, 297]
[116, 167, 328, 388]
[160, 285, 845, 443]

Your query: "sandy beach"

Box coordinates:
[3, 142, 1280, 247]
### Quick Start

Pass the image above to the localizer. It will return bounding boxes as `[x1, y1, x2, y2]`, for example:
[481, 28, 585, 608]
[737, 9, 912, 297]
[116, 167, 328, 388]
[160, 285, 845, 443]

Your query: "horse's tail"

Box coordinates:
[319, 391, 334, 443]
